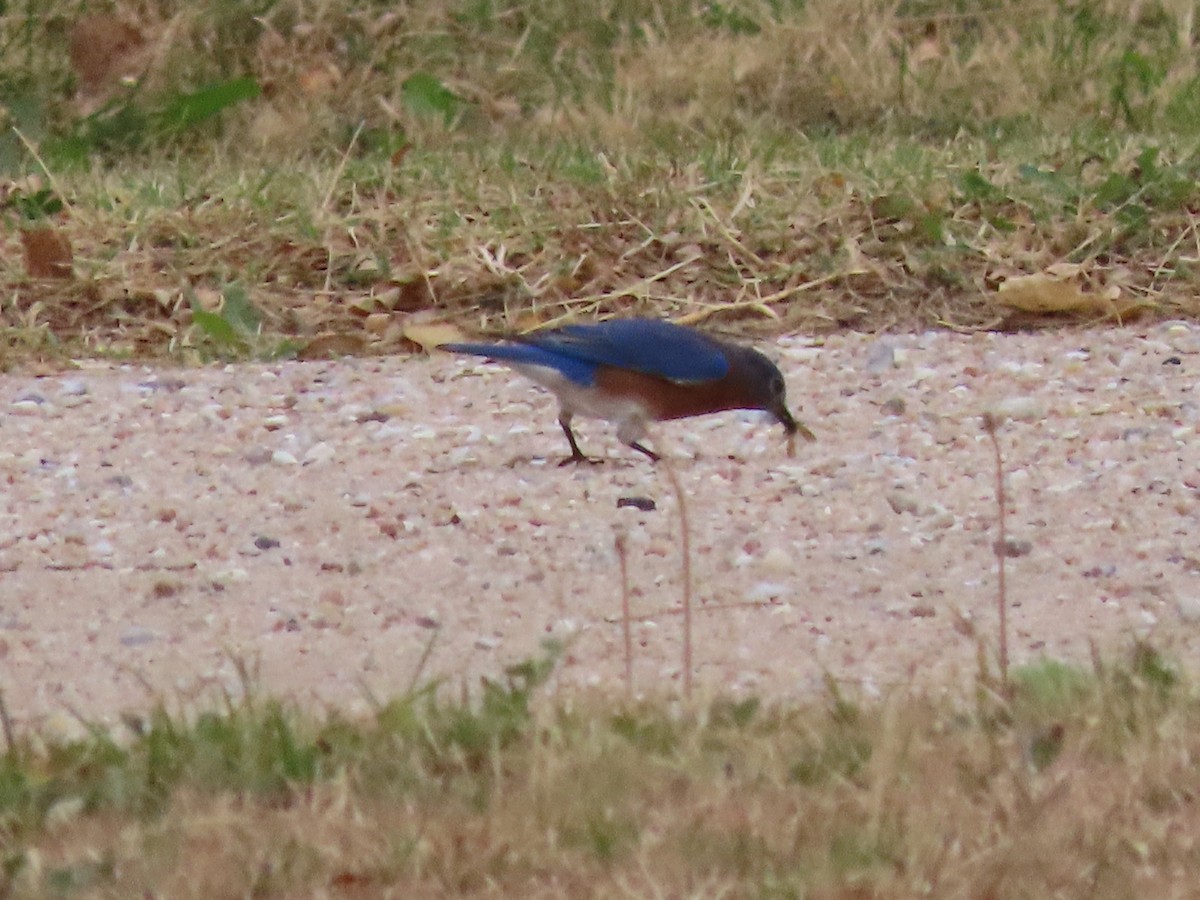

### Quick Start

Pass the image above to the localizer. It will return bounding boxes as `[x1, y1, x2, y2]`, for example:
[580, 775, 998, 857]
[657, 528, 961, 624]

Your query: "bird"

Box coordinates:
[441, 318, 815, 464]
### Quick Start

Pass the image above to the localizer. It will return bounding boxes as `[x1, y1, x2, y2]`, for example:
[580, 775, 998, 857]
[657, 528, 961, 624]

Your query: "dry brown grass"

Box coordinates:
[7, 659, 1200, 898]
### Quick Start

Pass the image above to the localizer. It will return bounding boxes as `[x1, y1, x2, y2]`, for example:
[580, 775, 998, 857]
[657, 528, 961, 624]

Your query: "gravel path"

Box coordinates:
[3, 324, 1199, 735]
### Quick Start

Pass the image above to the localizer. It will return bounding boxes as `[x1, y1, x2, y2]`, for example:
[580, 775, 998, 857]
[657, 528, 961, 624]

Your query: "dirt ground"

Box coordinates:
[2, 323, 1199, 735]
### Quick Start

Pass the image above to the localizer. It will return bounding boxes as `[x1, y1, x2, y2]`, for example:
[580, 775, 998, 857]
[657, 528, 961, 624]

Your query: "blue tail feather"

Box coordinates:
[442, 342, 598, 386]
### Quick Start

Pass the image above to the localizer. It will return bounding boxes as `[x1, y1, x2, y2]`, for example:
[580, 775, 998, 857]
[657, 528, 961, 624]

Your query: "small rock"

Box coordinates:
[747, 581, 789, 601]
[865, 341, 896, 374]
[761, 547, 792, 574]
[927, 508, 956, 530]
[617, 496, 656, 512]
[887, 491, 921, 515]
[994, 538, 1033, 558]
[210, 568, 250, 588]
[271, 449, 298, 466]
[881, 396, 906, 416]
[119, 626, 156, 647]
[1178, 596, 1200, 623]
[303, 441, 336, 464]
[314, 602, 343, 626]
[989, 397, 1045, 423]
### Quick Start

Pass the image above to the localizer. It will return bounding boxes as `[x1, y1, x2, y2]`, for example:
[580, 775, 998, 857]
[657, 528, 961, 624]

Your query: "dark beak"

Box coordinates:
[768, 403, 816, 458]
[771, 402, 816, 443]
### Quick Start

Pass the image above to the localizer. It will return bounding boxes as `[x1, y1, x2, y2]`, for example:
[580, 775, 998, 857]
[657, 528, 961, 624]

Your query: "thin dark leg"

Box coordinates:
[558, 414, 600, 465]
[629, 441, 660, 463]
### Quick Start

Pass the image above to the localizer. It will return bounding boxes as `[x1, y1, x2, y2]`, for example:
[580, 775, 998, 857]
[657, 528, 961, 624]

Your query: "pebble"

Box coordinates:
[990, 396, 1045, 422]
[303, 442, 335, 464]
[1177, 597, 1200, 623]
[864, 341, 896, 373]
[887, 491, 922, 515]
[119, 626, 156, 647]
[761, 547, 792, 574]
[747, 581, 789, 601]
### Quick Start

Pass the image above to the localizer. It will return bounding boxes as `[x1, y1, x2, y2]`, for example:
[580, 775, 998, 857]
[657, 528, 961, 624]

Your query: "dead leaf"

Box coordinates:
[363, 313, 391, 335]
[297, 333, 368, 360]
[387, 278, 435, 312]
[68, 14, 146, 97]
[997, 273, 1109, 315]
[21, 227, 74, 279]
[401, 320, 464, 352]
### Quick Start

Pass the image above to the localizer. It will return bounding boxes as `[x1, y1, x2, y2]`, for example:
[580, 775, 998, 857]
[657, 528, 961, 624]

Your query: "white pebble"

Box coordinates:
[303, 442, 335, 464]
[761, 547, 792, 574]
[747, 581, 789, 601]
[990, 397, 1045, 422]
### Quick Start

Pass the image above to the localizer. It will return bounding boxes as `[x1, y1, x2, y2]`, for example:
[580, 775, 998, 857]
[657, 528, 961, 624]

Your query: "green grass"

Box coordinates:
[2, 1, 1200, 365]
[2, 640, 1199, 896]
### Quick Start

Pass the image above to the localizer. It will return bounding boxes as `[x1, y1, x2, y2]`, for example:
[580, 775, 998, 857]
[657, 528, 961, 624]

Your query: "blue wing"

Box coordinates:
[521, 320, 730, 383]
[444, 320, 731, 386]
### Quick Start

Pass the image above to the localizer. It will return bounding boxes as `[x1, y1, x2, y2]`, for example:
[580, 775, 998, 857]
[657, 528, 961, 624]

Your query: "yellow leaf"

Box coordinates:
[997, 273, 1109, 314]
[403, 321, 464, 352]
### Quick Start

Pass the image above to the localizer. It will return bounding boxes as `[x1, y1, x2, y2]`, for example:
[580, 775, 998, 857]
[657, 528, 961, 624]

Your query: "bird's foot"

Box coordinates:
[630, 442, 661, 463]
[558, 452, 604, 467]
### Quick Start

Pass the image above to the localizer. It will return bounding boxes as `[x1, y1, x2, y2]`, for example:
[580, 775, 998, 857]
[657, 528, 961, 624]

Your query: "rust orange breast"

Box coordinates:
[593, 367, 752, 421]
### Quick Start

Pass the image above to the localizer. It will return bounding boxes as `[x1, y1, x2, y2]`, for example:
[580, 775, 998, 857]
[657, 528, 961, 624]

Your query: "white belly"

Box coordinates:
[514, 364, 650, 428]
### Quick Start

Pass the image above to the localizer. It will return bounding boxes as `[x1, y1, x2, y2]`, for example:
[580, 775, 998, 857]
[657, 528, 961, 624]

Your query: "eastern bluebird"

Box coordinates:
[443, 318, 815, 464]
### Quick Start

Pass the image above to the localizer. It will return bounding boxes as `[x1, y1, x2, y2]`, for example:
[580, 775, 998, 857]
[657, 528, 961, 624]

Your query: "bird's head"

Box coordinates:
[736, 347, 816, 454]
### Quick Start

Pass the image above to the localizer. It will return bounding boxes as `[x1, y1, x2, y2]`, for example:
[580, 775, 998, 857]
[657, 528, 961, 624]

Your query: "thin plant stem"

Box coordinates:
[982, 413, 1009, 691]
[660, 453, 693, 700]
[615, 530, 633, 693]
